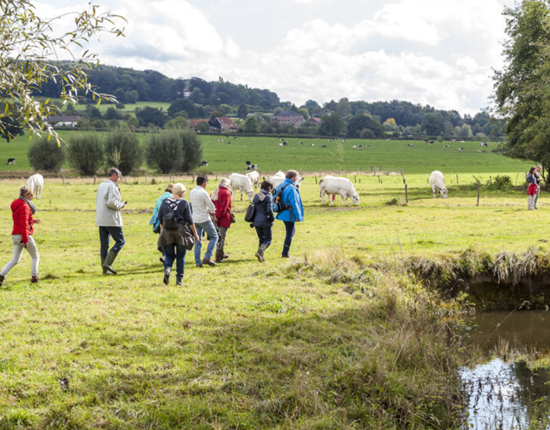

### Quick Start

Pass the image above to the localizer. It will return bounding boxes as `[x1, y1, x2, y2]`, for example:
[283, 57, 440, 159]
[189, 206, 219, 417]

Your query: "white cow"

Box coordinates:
[429, 170, 448, 199]
[246, 171, 261, 191]
[27, 173, 44, 199]
[228, 173, 254, 201]
[319, 176, 359, 206]
[268, 171, 303, 189]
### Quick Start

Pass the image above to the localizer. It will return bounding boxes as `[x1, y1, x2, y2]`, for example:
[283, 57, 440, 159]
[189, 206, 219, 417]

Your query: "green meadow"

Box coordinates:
[0, 133, 544, 429]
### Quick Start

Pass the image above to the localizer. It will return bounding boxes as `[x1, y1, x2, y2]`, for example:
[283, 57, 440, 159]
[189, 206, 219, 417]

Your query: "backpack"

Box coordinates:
[163, 200, 179, 230]
[244, 202, 256, 223]
[273, 183, 291, 213]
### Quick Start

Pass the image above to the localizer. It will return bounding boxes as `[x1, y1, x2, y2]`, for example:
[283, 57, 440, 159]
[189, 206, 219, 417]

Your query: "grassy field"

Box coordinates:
[0, 134, 544, 428]
[0, 132, 532, 178]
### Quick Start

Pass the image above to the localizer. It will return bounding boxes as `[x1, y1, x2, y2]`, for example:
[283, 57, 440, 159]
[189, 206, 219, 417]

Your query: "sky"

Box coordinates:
[36, 0, 516, 115]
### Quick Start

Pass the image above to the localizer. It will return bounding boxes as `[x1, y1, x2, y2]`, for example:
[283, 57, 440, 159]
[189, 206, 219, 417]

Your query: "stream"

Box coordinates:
[462, 311, 550, 430]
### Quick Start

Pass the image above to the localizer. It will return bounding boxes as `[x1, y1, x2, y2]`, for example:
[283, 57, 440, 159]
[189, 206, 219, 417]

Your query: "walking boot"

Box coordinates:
[31, 276, 39, 284]
[223, 253, 230, 260]
[100, 257, 110, 275]
[163, 267, 171, 285]
[202, 258, 217, 267]
[102, 251, 118, 275]
[0, 274, 4, 286]
[176, 277, 183, 286]
[215, 249, 224, 263]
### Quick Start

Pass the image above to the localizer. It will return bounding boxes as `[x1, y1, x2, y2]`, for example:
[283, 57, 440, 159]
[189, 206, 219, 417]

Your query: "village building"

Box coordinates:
[272, 110, 305, 127]
[45, 116, 80, 128]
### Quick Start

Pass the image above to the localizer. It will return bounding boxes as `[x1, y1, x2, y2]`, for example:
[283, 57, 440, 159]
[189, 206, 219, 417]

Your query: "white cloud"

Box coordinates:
[35, 0, 513, 114]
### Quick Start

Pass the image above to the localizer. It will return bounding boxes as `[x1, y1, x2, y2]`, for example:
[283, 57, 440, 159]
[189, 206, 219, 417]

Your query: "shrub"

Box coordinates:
[146, 129, 203, 173]
[27, 136, 66, 172]
[67, 133, 104, 175]
[104, 131, 144, 175]
[486, 174, 512, 190]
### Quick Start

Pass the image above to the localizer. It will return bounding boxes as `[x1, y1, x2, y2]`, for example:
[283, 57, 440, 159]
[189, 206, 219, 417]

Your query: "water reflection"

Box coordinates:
[463, 312, 550, 430]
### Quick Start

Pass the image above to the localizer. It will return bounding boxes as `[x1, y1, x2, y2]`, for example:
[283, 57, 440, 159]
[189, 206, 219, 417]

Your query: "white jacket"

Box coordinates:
[189, 186, 215, 223]
[96, 179, 123, 227]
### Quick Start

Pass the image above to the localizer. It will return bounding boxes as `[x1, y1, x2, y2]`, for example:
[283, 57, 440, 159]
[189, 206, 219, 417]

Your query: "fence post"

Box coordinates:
[477, 181, 481, 207]
[456, 174, 459, 185]
[93, 175, 96, 184]
[405, 184, 408, 204]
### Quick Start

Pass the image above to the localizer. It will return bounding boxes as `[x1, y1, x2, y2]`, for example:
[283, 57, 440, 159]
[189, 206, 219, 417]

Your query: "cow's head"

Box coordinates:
[295, 176, 303, 189]
[440, 187, 448, 199]
[351, 194, 360, 206]
[247, 190, 254, 201]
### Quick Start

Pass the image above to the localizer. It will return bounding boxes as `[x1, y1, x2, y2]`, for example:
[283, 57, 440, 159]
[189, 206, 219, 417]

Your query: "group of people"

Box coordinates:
[98, 168, 304, 286]
[527, 165, 543, 210]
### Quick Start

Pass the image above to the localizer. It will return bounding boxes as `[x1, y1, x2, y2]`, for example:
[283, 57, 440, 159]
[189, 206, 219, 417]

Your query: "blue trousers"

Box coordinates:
[283, 221, 295, 257]
[163, 244, 186, 280]
[99, 226, 125, 259]
[194, 219, 218, 265]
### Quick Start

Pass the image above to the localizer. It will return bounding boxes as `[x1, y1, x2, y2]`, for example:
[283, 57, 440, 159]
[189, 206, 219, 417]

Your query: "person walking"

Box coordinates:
[158, 183, 200, 286]
[150, 183, 174, 264]
[211, 178, 232, 263]
[534, 165, 543, 209]
[275, 170, 304, 258]
[252, 180, 274, 262]
[189, 175, 219, 267]
[0, 185, 41, 285]
[96, 168, 126, 275]
[527, 166, 538, 210]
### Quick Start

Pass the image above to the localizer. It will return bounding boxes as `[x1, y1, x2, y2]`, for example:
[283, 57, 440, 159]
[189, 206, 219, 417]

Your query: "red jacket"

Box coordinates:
[527, 183, 538, 196]
[11, 198, 34, 243]
[213, 187, 232, 228]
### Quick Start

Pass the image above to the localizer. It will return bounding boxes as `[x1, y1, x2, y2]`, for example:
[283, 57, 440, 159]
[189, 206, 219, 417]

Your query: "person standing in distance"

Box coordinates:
[96, 168, 126, 274]
[276, 170, 304, 258]
[189, 175, 219, 267]
[534, 165, 543, 209]
[0, 185, 41, 285]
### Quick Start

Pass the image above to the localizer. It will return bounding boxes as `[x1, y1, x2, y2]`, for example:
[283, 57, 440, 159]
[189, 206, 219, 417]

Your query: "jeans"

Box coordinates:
[194, 219, 218, 264]
[163, 244, 186, 280]
[528, 195, 535, 210]
[1, 235, 40, 277]
[99, 226, 125, 258]
[255, 227, 272, 248]
[534, 186, 541, 208]
[283, 221, 295, 256]
[217, 226, 228, 251]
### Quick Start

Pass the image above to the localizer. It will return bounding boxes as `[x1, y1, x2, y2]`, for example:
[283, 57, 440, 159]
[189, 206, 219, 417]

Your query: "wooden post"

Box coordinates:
[456, 174, 458, 185]
[62, 176, 65, 185]
[354, 175, 357, 183]
[490, 176, 493, 185]
[93, 175, 96, 184]
[405, 184, 408, 203]
[403, 177, 406, 184]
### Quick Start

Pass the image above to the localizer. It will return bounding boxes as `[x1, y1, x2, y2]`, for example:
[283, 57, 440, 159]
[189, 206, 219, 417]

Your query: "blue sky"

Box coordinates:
[37, 0, 515, 114]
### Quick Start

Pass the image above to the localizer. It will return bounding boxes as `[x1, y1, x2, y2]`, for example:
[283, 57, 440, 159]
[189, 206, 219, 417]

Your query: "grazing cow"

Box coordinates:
[300, 141, 303, 146]
[408, 144, 413, 147]
[429, 141, 434, 144]
[246, 171, 261, 190]
[278, 143, 284, 147]
[228, 173, 254, 201]
[6, 158, 15, 165]
[27, 173, 44, 199]
[321, 145, 327, 148]
[458, 147, 464, 151]
[199, 161, 209, 167]
[311, 143, 315, 147]
[319, 176, 359, 206]
[444, 145, 449, 148]
[283, 141, 288, 146]
[352, 145, 357, 148]
[429, 171, 448, 199]
[245, 164, 258, 171]
[480, 142, 488, 147]
[268, 171, 303, 189]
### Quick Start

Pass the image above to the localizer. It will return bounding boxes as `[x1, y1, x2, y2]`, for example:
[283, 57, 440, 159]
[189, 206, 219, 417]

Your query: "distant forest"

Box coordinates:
[38, 63, 503, 139]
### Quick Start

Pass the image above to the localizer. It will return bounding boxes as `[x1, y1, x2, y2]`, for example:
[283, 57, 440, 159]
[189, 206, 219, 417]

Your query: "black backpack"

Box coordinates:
[163, 200, 179, 230]
[273, 183, 291, 213]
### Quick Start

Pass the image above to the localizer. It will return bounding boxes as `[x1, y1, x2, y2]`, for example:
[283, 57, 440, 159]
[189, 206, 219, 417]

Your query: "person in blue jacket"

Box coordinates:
[275, 170, 304, 258]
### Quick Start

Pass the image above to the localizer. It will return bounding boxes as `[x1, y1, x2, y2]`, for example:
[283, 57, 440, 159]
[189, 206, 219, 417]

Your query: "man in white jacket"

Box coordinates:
[96, 168, 126, 274]
[189, 175, 218, 267]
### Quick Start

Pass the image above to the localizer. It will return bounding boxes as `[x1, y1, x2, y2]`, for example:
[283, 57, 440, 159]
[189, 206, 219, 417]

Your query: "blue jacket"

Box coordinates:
[275, 179, 304, 223]
[527, 173, 537, 185]
[252, 190, 274, 229]
[150, 191, 172, 230]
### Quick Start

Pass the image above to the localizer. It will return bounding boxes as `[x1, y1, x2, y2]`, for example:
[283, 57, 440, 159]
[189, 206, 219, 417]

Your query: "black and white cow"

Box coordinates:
[199, 161, 209, 167]
[6, 158, 15, 165]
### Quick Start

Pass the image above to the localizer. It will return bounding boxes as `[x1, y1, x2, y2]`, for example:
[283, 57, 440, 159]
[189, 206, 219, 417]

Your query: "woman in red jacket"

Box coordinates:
[211, 178, 232, 263]
[0, 185, 41, 285]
